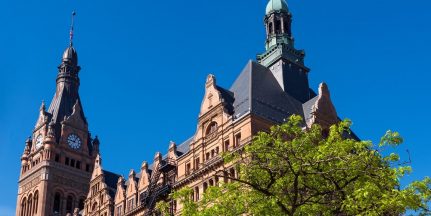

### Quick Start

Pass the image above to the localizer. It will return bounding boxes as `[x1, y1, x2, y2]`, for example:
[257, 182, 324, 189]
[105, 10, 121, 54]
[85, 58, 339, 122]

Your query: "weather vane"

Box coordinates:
[69, 11, 76, 47]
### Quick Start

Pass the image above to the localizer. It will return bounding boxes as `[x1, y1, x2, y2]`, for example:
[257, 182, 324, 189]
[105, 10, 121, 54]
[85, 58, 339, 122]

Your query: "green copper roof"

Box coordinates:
[266, 0, 289, 15]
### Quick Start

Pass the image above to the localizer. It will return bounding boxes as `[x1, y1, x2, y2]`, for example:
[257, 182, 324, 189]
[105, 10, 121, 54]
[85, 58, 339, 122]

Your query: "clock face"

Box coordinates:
[35, 135, 43, 149]
[67, 134, 82, 150]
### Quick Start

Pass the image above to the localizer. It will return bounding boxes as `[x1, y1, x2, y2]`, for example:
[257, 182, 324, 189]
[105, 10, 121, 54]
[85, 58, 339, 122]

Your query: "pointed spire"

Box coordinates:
[95, 154, 102, 167]
[129, 169, 136, 178]
[70, 11, 76, 47]
[40, 100, 46, 112]
[141, 161, 148, 170]
[61, 11, 79, 66]
[24, 137, 32, 153]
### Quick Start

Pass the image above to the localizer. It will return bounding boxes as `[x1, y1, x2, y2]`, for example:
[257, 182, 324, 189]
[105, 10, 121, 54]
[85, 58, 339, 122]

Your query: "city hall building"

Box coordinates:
[16, 0, 340, 215]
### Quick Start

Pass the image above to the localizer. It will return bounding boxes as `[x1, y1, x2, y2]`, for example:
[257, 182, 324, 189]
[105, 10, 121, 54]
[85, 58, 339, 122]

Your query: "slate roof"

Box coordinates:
[176, 137, 193, 156]
[122, 60, 323, 185]
[103, 170, 122, 198]
[302, 96, 318, 123]
[229, 61, 305, 123]
[48, 93, 86, 125]
[216, 86, 235, 114]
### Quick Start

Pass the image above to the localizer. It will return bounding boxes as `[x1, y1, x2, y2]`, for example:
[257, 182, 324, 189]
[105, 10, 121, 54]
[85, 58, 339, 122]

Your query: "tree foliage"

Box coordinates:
[159, 115, 431, 216]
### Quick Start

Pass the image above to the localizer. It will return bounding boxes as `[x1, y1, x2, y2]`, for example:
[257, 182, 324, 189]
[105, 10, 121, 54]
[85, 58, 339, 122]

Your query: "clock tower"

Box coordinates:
[16, 13, 98, 216]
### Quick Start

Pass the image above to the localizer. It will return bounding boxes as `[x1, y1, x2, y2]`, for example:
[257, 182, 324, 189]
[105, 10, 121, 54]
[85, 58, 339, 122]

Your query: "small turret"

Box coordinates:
[117, 175, 125, 186]
[141, 161, 148, 171]
[167, 141, 178, 161]
[44, 121, 56, 150]
[128, 169, 136, 179]
[92, 136, 100, 156]
[21, 137, 32, 165]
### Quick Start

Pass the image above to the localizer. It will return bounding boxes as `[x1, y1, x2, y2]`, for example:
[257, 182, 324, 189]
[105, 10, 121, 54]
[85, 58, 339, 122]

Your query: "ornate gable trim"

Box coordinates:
[62, 100, 88, 130]
[307, 83, 338, 129]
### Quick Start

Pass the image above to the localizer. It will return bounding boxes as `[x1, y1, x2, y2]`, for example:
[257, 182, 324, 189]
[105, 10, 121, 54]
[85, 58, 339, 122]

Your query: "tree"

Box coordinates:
[158, 115, 431, 216]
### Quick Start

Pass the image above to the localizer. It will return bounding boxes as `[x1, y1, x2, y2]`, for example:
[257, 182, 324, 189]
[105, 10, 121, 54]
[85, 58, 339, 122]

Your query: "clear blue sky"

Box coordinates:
[1, 0, 430, 214]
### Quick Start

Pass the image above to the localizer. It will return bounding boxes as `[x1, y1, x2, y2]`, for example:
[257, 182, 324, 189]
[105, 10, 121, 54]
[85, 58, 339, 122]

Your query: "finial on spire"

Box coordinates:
[69, 11, 76, 47]
[40, 100, 46, 111]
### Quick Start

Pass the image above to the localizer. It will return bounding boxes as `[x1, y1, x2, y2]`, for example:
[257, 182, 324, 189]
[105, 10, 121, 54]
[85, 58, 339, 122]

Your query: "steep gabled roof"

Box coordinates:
[216, 86, 235, 114]
[48, 93, 86, 125]
[103, 170, 122, 198]
[230, 60, 304, 123]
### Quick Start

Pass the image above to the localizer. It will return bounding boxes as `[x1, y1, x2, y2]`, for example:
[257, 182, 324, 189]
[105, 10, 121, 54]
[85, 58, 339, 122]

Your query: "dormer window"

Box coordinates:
[206, 122, 218, 135]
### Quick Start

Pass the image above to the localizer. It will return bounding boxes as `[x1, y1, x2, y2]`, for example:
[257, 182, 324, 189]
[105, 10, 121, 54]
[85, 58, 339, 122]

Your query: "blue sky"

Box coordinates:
[1, 0, 430, 214]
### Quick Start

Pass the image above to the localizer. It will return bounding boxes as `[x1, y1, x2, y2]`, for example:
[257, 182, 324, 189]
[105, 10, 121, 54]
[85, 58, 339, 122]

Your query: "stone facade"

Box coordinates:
[85, 1, 341, 216]
[16, 33, 99, 215]
[17, 1, 341, 215]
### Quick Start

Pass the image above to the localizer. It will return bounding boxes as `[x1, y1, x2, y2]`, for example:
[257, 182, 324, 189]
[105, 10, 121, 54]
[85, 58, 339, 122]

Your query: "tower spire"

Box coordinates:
[69, 11, 76, 47]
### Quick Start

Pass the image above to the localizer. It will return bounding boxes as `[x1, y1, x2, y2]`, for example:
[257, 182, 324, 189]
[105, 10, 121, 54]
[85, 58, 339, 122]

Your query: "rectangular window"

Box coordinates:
[116, 205, 122, 216]
[186, 163, 191, 176]
[206, 152, 210, 161]
[235, 133, 241, 147]
[230, 168, 236, 182]
[65, 157, 70, 166]
[215, 147, 219, 154]
[55, 154, 60, 162]
[76, 161, 81, 169]
[223, 171, 228, 183]
[224, 140, 230, 152]
[86, 164, 90, 172]
[211, 149, 215, 157]
[195, 157, 200, 170]
[71, 159, 75, 167]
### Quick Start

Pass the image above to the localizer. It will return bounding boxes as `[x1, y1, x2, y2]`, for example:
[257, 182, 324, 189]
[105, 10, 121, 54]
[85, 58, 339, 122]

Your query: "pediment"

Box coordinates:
[138, 162, 150, 191]
[91, 154, 103, 180]
[125, 171, 137, 198]
[114, 177, 126, 203]
[199, 74, 223, 116]
[307, 83, 338, 129]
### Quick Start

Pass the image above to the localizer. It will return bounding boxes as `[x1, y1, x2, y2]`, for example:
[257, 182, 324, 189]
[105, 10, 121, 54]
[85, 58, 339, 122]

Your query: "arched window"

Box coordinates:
[53, 192, 61, 214]
[20, 197, 27, 216]
[27, 194, 33, 216]
[33, 191, 39, 214]
[66, 195, 74, 213]
[269, 22, 273, 34]
[284, 21, 289, 34]
[206, 122, 218, 135]
[275, 20, 281, 34]
[209, 179, 214, 187]
[203, 182, 208, 193]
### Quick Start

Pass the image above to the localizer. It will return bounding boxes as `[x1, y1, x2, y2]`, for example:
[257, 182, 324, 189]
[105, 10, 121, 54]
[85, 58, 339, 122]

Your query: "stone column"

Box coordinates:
[39, 169, 50, 216]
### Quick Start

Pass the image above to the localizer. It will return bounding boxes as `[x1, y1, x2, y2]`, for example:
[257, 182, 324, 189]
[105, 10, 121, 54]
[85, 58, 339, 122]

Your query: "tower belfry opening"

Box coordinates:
[258, 0, 311, 103]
